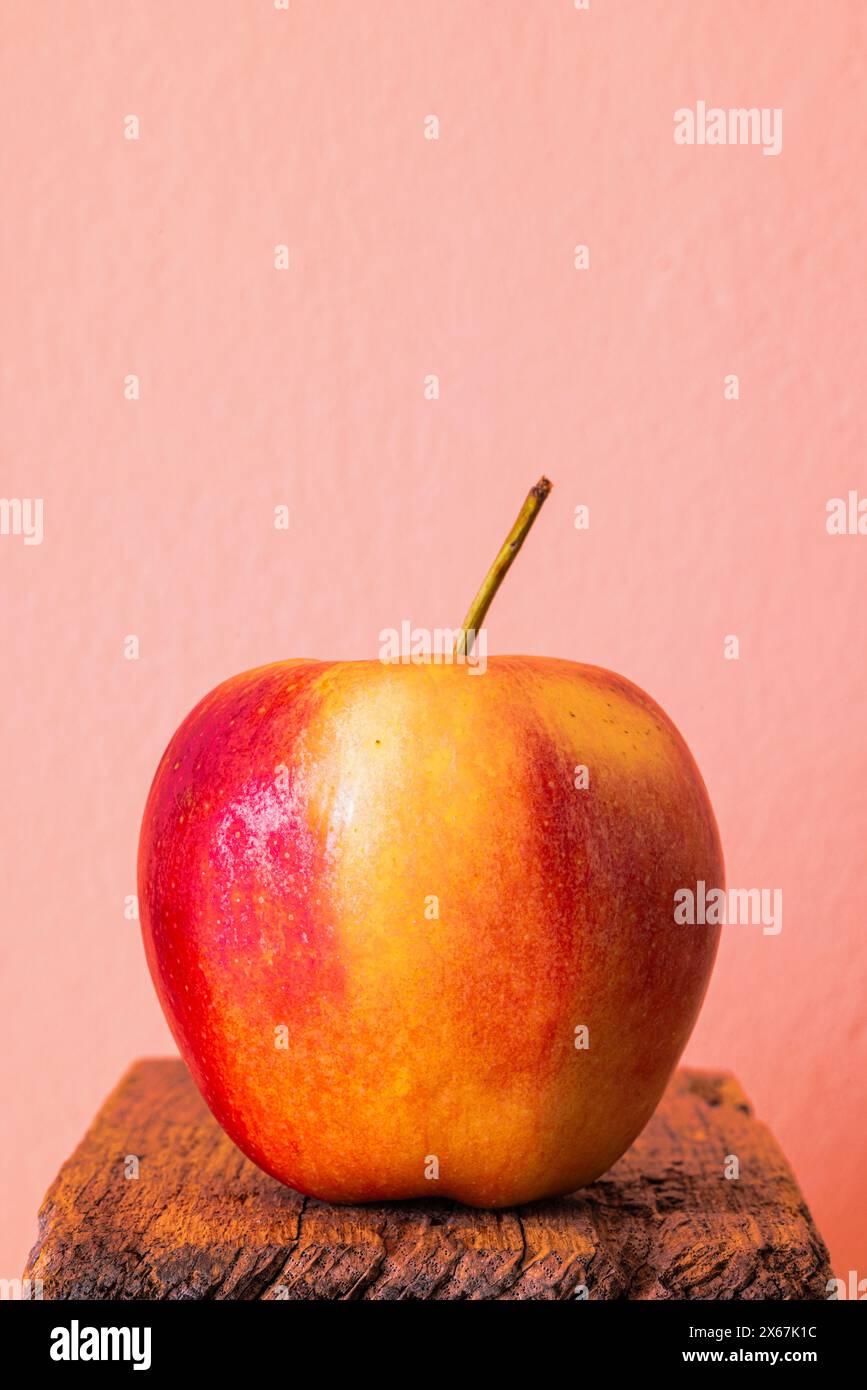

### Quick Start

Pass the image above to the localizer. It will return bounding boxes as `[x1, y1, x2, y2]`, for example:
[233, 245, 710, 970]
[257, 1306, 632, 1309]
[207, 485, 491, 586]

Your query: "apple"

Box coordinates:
[138, 479, 723, 1207]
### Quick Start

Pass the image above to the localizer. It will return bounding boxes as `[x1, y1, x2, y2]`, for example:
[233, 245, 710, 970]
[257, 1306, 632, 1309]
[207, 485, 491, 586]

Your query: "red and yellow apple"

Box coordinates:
[138, 481, 723, 1207]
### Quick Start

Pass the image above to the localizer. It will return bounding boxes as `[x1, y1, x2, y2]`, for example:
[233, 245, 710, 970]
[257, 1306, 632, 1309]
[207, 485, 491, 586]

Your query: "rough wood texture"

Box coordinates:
[25, 1059, 831, 1300]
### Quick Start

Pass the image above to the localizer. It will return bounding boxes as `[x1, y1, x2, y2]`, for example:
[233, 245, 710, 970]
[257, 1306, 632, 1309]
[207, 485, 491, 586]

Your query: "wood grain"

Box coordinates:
[24, 1059, 831, 1300]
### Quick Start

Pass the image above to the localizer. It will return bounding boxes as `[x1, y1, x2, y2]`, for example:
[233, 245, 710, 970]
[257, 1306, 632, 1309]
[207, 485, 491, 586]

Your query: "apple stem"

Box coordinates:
[454, 477, 553, 657]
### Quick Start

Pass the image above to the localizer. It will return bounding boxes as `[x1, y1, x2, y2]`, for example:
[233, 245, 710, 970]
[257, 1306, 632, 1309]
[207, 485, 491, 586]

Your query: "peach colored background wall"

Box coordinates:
[2, 0, 865, 1285]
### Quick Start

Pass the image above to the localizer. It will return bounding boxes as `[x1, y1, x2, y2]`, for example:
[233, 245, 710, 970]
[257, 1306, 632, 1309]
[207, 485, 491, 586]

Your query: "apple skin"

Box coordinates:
[138, 656, 723, 1208]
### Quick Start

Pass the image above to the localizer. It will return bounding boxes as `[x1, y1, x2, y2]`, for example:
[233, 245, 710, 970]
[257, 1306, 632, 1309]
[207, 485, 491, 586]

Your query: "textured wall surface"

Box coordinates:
[1, 0, 865, 1286]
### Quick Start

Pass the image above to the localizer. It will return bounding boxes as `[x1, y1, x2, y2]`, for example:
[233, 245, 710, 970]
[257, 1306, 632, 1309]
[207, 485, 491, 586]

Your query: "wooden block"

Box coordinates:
[25, 1059, 831, 1300]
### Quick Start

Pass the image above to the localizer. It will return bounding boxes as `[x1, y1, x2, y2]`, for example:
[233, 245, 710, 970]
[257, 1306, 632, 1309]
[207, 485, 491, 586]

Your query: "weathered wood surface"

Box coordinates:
[25, 1059, 831, 1300]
